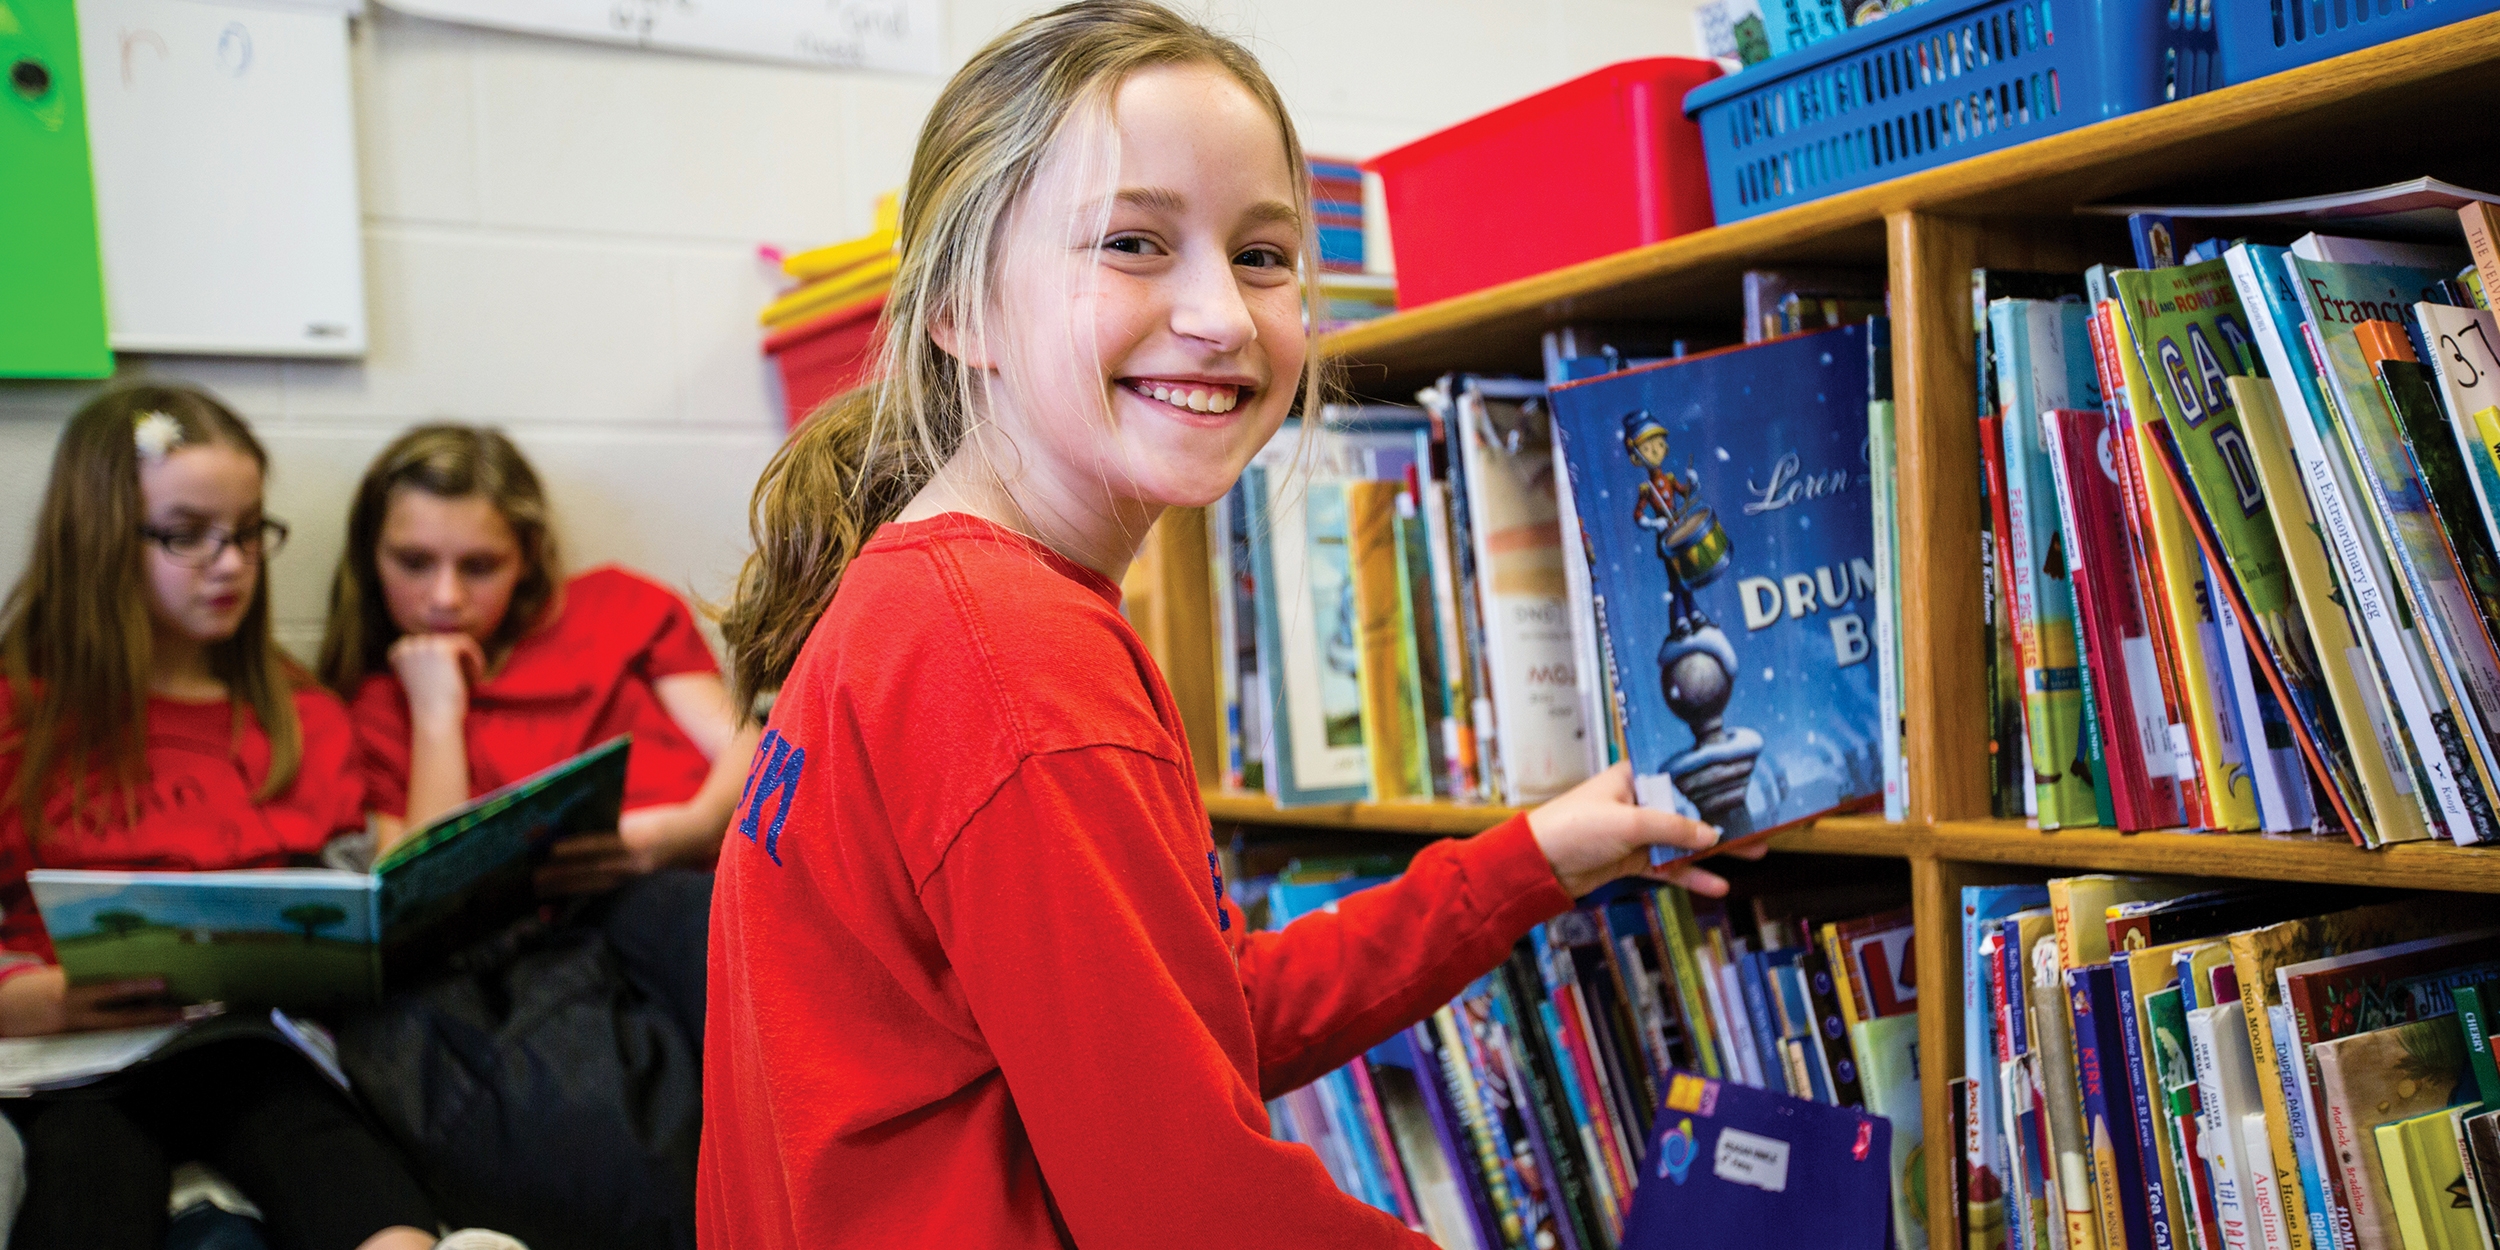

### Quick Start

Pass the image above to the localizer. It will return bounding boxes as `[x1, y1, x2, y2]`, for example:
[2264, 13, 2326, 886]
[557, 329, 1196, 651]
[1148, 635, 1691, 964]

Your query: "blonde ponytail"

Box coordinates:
[718, 0, 1328, 710]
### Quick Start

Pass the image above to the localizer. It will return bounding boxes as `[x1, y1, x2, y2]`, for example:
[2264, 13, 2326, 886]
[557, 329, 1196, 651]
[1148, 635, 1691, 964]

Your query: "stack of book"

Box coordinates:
[1307, 155, 1398, 332]
[758, 192, 897, 332]
[1250, 864, 1925, 1250]
[1958, 875, 2500, 1250]
[1690, 0, 1922, 69]
[1970, 196, 2500, 847]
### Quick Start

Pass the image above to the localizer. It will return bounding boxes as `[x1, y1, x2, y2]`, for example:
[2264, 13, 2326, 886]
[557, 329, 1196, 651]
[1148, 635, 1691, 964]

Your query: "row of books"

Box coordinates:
[1218, 278, 1894, 840]
[1973, 196, 2500, 846]
[1250, 863, 1914, 1250]
[1959, 875, 2500, 1250]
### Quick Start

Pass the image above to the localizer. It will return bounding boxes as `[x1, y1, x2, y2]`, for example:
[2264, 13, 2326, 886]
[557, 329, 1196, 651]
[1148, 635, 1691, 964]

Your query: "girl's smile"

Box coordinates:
[1117, 376, 1251, 416]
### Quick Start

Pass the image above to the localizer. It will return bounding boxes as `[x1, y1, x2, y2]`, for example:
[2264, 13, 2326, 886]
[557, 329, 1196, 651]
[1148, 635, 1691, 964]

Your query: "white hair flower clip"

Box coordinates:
[133, 411, 184, 462]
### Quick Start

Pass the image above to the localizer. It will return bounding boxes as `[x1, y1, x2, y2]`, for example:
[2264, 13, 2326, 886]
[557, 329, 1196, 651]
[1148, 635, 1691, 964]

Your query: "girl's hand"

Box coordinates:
[1527, 761, 1768, 899]
[0, 967, 182, 1037]
[388, 633, 486, 727]
[535, 809, 684, 896]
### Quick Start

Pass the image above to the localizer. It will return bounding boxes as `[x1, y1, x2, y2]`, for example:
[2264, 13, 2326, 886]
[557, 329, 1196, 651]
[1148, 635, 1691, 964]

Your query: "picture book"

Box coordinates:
[2073, 960, 2158, 1250]
[1456, 379, 1595, 804]
[2311, 1019, 2472, 1250]
[1853, 1011, 1929, 1250]
[1242, 414, 1431, 806]
[30, 737, 629, 1013]
[1549, 324, 1881, 847]
[1992, 298, 2105, 830]
[2027, 925, 2101, 1250]
[2045, 406, 2191, 831]
[2102, 296, 2257, 832]
[2114, 260, 2353, 836]
[2228, 243, 2478, 845]
[2227, 375, 2431, 848]
[2288, 255, 2500, 845]
[1348, 479, 1434, 800]
[2375, 1105, 2483, 1250]
[1620, 1070, 1892, 1250]
[2415, 304, 2500, 562]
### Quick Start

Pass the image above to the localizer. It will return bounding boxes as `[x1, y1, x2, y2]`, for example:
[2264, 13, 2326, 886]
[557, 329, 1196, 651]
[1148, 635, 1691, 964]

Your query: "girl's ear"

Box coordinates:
[929, 307, 996, 373]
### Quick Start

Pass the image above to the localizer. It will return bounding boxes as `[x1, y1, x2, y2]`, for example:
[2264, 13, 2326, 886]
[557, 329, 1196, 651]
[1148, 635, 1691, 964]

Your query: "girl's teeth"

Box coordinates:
[1131, 381, 1239, 414]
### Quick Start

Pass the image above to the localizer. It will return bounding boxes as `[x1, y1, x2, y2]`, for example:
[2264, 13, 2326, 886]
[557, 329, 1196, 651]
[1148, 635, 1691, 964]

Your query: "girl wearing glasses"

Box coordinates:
[0, 384, 506, 1250]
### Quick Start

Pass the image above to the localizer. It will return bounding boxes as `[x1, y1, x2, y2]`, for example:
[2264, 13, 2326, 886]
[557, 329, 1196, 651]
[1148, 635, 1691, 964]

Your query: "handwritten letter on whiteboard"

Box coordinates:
[375, 0, 945, 75]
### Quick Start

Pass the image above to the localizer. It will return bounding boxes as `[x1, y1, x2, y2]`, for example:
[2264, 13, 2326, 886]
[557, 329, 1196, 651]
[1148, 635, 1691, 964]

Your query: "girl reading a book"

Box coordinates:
[319, 424, 759, 895]
[700, 5, 1752, 1246]
[0, 384, 514, 1250]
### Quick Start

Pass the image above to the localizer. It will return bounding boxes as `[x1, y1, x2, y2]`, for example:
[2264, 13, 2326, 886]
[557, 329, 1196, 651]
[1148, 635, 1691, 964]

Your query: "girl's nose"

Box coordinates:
[1168, 253, 1258, 354]
[430, 568, 465, 610]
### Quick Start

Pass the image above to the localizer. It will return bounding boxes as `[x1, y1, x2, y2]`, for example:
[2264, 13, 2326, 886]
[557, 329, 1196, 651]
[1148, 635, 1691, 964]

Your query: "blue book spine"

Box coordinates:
[2002, 917, 2031, 1058]
[2071, 964, 2156, 1250]
[2265, 1003, 2336, 1250]
[1738, 950, 1789, 1093]
[2110, 952, 2176, 1250]
[1405, 1022, 1508, 1250]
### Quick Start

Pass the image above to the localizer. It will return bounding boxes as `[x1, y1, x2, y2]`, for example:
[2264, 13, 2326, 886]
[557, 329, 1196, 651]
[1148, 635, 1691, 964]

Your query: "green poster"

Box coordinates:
[0, 0, 111, 378]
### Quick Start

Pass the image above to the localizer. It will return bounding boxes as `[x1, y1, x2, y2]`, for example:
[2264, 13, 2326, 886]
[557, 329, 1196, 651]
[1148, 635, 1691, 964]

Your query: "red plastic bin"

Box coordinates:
[1363, 58, 1721, 311]
[763, 293, 886, 429]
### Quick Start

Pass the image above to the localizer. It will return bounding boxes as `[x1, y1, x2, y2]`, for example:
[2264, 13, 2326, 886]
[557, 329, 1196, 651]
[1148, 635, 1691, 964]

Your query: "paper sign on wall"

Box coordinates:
[376, 0, 944, 75]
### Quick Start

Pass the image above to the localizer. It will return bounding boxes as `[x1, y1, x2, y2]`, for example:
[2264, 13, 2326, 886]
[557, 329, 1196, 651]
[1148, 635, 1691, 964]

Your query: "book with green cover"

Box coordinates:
[2115, 261, 2360, 837]
[2289, 255, 2500, 846]
[30, 737, 630, 1013]
[1855, 1012, 1931, 1250]
[2376, 1104, 2485, 1250]
[2457, 984, 2500, 1111]
[2147, 986, 2224, 1250]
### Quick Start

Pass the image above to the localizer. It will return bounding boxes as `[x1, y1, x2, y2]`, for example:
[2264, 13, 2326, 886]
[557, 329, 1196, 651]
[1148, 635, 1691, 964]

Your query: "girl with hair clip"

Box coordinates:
[0, 384, 520, 1250]
[699, 4, 1760, 1247]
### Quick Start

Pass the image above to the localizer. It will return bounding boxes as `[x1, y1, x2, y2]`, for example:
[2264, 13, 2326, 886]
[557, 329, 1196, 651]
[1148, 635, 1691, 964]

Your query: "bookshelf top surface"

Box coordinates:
[1323, 11, 2500, 396]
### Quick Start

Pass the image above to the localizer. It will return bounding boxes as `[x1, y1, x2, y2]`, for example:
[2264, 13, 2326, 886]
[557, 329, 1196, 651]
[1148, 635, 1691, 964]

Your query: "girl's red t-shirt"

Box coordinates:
[696, 514, 1573, 1250]
[348, 566, 721, 817]
[0, 682, 364, 959]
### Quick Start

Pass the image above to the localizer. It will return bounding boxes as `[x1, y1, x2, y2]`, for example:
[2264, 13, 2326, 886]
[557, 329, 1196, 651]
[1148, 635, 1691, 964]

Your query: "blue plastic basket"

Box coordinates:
[2217, 0, 2500, 83]
[1685, 0, 2214, 223]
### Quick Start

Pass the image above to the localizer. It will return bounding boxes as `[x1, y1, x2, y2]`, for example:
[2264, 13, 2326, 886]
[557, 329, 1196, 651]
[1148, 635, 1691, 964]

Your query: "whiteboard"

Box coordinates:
[77, 0, 367, 357]
[376, 0, 943, 75]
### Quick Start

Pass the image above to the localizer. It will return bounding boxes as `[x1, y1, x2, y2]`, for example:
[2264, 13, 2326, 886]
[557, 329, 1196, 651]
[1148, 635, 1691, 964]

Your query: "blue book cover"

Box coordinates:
[1738, 946, 1789, 1093]
[2110, 951, 2177, 1250]
[1549, 325, 1880, 853]
[1962, 884, 2047, 1250]
[2070, 963, 2157, 1250]
[1621, 1069, 1891, 1250]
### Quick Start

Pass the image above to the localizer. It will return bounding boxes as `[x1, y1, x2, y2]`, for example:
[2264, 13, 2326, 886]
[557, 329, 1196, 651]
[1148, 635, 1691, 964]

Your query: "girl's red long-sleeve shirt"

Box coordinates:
[0, 682, 364, 959]
[697, 513, 1574, 1249]
[347, 565, 720, 816]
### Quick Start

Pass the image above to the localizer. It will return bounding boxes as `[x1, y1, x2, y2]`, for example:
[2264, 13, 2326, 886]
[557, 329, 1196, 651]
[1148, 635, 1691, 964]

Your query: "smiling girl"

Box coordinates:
[699, 4, 1740, 1247]
[0, 384, 508, 1250]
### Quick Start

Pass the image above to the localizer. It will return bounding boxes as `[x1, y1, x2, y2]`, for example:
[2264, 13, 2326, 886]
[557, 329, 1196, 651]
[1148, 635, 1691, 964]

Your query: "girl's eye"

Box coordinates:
[1234, 246, 1291, 270]
[1104, 235, 1163, 257]
[459, 557, 505, 579]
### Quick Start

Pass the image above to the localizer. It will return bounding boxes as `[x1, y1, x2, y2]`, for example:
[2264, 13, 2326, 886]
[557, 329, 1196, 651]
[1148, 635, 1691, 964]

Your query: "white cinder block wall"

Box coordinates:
[0, 0, 1701, 660]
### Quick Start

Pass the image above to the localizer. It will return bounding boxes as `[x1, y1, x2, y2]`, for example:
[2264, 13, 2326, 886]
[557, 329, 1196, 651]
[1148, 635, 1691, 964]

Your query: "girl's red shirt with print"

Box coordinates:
[347, 566, 720, 815]
[697, 514, 1573, 1249]
[0, 681, 364, 959]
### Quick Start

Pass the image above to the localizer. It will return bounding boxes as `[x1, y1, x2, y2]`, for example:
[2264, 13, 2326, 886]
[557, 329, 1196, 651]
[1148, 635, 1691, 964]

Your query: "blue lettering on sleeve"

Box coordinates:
[739, 729, 807, 866]
[1207, 850, 1230, 931]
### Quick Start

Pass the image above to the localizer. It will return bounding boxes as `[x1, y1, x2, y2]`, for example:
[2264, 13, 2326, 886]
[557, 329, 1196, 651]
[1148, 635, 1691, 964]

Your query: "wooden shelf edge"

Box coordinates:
[1204, 791, 1526, 835]
[1923, 818, 2500, 893]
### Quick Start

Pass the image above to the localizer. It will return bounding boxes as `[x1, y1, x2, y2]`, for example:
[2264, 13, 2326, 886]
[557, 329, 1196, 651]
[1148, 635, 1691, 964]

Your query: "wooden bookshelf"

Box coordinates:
[1145, 12, 2500, 1241]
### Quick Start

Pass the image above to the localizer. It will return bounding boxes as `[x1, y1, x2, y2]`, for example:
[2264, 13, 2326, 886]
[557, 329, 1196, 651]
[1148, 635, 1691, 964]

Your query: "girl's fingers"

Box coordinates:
[1647, 861, 1731, 897]
[1630, 806, 1720, 852]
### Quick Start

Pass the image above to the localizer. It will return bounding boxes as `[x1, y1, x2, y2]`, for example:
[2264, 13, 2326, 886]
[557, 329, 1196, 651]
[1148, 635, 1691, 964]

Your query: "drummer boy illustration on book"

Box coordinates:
[1551, 323, 1883, 851]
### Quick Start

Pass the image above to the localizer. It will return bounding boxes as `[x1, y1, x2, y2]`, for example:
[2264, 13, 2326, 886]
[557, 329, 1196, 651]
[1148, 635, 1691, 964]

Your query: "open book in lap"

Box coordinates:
[26, 737, 630, 1015]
